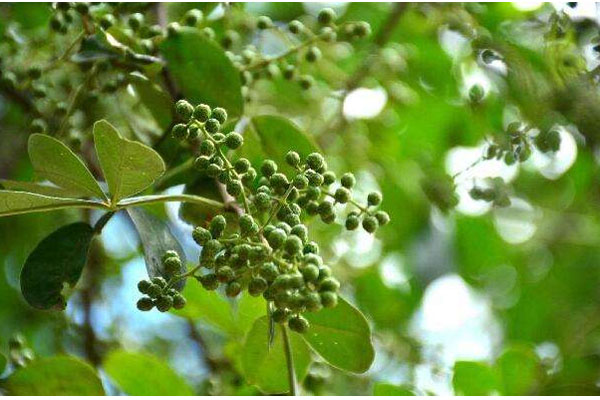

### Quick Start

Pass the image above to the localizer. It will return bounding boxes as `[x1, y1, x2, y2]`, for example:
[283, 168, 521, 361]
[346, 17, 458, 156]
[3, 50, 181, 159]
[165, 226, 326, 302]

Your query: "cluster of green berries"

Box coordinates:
[7, 334, 35, 369]
[168, 102, 388, 333]
[469, 177, 511, 207]
[192, 213, 340, 334]
[49, 2, 85, 34]
[230, 8, 371, 97]
[136, 251, 187, 312]
[484, 122, 560, 167]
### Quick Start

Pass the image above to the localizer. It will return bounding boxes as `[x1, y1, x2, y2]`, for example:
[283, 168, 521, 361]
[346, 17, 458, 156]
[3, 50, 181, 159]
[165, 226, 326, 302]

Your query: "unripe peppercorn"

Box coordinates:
[175, 99, 194, 121]
[137, 297, 154, 311]
[283, 65, 296, 80]
[74, 2, 89, 15]
[225, 132, 243, 149]
[286, 150, 301, 167]
[299, 75, 314, 90]
[320, 291, 338, 308]
[334, 187, 351, 204]
[256, 16, 272, 30]
[173, 294, 186, 309]
[137, 279, 152, 294]
[367, 191, 382, 206]
[300, 263, 320, 283]
[151, 277, 168, 288]
[128, 13, 144, 31]
[27, 66, 42, 80]
[216, 266, 234, 282]
[319, 277, 340, 292]
[205, 118, 220, 134]
[147, 283, 162, 298]
[267, 228, 287, 249]
[248, 277, 268, 296]
[100, 14, 116, 29]
[375, 210, 390, 226]
[285, 235, 303, 255]
[210, 107, 227, 124]
[210, 215, 227, 238]
[184, 8, 203, 26]
[318, 7, 336, 25]
[172, 123, 189, 140]
[288, 20, 303, 34]
[199, 273, 219, 290]
[226, 281, 242, 297]
[322, 171, 336, 185]
[288, 315, 310, 333]
[156, 294, 173, 312]
[226, 180, 243, 197]
[362, 215, 379, 233]
[164, 256, 182, 274]
[261, 159, 277, 177]
[305, 46, 321, 63]
[260, 262, 279, 282]
[345, 214, 359, 230]
[353, 21, 371, 37]
[272, 308, 290, 323]
[194, 104, 211, 122]
[194, 156, 211, 170]
[340, 172, 356, 188]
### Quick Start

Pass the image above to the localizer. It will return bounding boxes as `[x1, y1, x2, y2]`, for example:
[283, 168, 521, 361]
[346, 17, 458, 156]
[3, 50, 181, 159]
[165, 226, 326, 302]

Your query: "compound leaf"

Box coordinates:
[0, 190, 104, 217]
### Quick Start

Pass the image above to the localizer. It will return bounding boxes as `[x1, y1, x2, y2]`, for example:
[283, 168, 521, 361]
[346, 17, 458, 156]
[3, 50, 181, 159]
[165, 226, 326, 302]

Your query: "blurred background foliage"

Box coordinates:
[1, 1, 600, 395]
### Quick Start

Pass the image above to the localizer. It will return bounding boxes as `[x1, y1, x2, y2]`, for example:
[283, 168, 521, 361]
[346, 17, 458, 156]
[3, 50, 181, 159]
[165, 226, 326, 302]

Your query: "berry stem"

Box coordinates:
[44, 30, 85, 73]
[324, 191, 369, 213]
[260, 183, 296, 233]
[281, 324, 298, 396]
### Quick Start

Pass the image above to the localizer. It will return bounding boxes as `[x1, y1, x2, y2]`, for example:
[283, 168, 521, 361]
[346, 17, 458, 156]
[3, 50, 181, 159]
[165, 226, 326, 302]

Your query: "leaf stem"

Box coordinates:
[116, 194, 225, 210]
[281, 324, 298, 396]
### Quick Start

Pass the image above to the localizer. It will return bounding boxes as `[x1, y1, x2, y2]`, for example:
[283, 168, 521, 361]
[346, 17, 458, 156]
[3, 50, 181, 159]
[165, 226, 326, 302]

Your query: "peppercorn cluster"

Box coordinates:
[228, 8, 371, 98]
[136, 250, 187, 312]
[168, 101, 388, 333]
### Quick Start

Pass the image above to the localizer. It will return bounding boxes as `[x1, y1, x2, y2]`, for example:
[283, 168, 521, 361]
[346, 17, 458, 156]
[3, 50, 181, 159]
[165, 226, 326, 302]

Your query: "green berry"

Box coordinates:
[199, 273, 219, 290]
[216, 266, 234, 282]
[256, 16, 272, 30]
[147, 283, 162, 298]
[225, 132, 243, 149]
[226, 281, 242, 297]
[127, 13, 144, 31]
[173, 294, 186, 309]
[205, 118, 220, 134]
[318, 8, 336, 25]
[375, 210, 390, 226]
[172, 123, 189, 140]
[156, 294, 173, 312]
[162, 250, 179, 263]
[303, 292, 322, 312]
[362, 215, 378, 233]
[353, 21, 371, 37]
[249, 277, 268, 296]
[300, 264, 320, 283]
[260, 262, 279, 282]
[319, 277, 340, 292]
[175, 99, 194, 121]
[137, 297, 154, 311]
[194, 104, 211, 122]
[164, 256, 182, 274]
[272, 308, 290, 323]
[288, 315, 310, 333]
[345, 214, 359, 230]
[469, 84, 485, 103]
[305, 170, 324, 187]
[305, 46, 321, 63]
[261, 159, 277, 177]
[283, 65, 296, 80]
[334, 187, 351, 204]
[306, 153, 325, 171]
[284, 235, 303, 255]
[299, 75, 314, 90]
[151, 277, 167, 288]
[210, 215, 227, 238]
[211, 107, 227, 124]
[286, 150, 301, 167]
[184, 9, 203, 26]
[288, 20, 303, 34]
[340, 172, 356, 188]
[367, 191, 382, 206]
[74, 2, 89, 15]
[137, 279, 152, 294]
[322, 171, 336, 186]
[320, 291, 338, 308]
[27, 66, 42, 80]
[267, 228, 286, 249]
[239, 214, 255, 234]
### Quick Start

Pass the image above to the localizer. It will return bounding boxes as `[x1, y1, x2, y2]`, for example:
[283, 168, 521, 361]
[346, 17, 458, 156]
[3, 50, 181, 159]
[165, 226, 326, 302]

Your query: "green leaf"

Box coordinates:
[172, 283, 236, 334]
[0, 190, 105, 217]
[93, 120, 166, 203]
[127, 207, 186, 291]
[242, 317, 311, 394]
[496, 345, 543, 395]
[160, 27, 243, 119]
[20, 222, 94, 310]
[104, 350, 193, 395]
[453, 361, 500, 395]
[3, 355, 104, 395]
[236, 293, 266, 336]
[246, 115, 320, 174]
[373, 382, 416, 396]
[129, 72, 173, 130]
[302, 297, 374, 373]
[0, 179, 84, 198]
[0, 352, 6, 374]
[28, 134, 106, 200]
